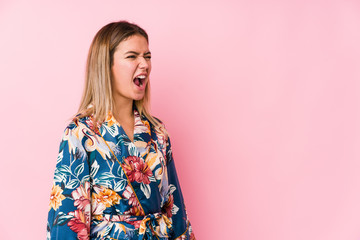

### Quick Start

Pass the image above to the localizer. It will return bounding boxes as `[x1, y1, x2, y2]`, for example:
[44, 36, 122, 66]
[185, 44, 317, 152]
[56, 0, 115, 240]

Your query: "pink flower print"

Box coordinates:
[71, 182, 90, 211]
[122, 186, 138, 207]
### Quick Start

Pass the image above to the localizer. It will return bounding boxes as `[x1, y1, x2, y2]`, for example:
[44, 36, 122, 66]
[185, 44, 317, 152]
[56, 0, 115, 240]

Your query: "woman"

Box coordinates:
[47, 20, 195, 240]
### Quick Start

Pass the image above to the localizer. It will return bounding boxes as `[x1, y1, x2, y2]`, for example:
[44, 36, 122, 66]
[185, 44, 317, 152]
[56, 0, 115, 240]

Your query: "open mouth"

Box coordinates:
[133, 75, 146, 87]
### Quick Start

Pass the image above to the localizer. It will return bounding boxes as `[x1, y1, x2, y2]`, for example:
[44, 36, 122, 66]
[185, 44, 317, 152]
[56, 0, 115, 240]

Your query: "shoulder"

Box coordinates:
[149, 115, 172, 146]
[60, 115, 96, 143]
[152, 116, 164, 125]
[150, 115, 169, 131]
[152, 115, 170, 131]
[62, 115, 89, 131]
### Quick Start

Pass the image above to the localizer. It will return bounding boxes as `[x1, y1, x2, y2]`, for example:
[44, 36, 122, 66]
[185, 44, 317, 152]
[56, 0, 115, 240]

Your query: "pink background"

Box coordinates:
[1, 0, 360, 239]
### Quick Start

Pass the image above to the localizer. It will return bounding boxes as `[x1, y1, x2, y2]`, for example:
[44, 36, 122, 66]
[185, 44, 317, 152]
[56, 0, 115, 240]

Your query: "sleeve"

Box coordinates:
[47, 125, 91, 240]
[165, 137, 196, 240]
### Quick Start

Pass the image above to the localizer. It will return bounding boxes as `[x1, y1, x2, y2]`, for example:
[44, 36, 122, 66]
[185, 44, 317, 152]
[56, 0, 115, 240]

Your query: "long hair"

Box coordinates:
[73, 20, 167, 136]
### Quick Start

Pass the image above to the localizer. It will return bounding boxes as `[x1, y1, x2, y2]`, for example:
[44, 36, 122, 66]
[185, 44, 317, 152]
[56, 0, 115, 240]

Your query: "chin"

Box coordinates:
[133, 94, 145, 101]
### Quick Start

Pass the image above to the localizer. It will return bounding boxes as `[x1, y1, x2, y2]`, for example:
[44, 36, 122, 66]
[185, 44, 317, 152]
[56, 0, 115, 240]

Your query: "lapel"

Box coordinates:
[100, 108, 152, 162]
[91, 108, 165, 213]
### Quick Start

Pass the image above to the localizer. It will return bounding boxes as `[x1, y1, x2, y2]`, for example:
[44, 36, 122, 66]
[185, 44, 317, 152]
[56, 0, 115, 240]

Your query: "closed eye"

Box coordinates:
[126, 55, 136, 59]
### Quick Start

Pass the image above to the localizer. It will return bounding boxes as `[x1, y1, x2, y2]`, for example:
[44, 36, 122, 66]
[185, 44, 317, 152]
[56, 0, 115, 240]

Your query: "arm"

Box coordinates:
[47, 124, 91, 240]
[164, 137, 196, 240]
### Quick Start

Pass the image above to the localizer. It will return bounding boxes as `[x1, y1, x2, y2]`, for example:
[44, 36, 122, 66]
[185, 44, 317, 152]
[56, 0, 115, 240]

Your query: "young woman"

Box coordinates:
[47, 20, 195, 240]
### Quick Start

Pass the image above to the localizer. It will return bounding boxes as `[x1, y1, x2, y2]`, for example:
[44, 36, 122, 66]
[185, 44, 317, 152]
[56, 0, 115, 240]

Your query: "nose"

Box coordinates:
[138, 56, 149, 69]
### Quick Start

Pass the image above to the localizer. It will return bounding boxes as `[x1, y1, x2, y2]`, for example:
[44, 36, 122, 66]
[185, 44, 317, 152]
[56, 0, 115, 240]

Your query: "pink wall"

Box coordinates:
[1, 0, 360, 239]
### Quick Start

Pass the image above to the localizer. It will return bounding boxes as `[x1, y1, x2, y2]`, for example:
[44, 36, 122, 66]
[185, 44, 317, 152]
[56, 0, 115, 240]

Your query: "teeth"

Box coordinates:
[137, 75, 146, 79]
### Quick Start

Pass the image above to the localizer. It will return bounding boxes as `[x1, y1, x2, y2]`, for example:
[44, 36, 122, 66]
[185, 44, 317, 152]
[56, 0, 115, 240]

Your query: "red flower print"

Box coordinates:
[162, 194, 174, 218]
[68, 210, 90, 240]
[126, 219, 142, 228]
[122, 156, 153, 184]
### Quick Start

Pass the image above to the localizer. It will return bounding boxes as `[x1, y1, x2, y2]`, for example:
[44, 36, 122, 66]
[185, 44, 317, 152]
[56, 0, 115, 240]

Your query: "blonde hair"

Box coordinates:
[72, 20, 167, 136]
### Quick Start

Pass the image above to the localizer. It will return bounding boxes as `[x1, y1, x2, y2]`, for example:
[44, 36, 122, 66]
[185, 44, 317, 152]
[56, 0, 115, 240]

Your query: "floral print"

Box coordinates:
[122, 156, 153, 184]
[162, 194, 174, 219]
[47, 107, 195, 239]
[49, 183, 66, 211]
[92, 186, 121, 208]
[72, 182, 91, 211]
[68, 209, 90, 240]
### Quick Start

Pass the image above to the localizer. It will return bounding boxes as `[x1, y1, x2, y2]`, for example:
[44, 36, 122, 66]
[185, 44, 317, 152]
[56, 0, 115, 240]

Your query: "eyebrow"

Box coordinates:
[125, 51, 151, 55]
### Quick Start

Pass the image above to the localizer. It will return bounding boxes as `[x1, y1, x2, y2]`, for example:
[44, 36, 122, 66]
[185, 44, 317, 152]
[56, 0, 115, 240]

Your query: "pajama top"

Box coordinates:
[47, 108, 195, 240]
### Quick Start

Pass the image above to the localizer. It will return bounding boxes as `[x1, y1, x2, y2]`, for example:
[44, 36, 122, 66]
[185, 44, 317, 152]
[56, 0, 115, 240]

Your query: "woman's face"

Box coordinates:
[111, 34, 151, 103]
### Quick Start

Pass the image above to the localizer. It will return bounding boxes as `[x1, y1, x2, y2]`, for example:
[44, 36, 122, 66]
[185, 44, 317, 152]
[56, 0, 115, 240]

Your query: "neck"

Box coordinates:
[112, 95, 134, 121]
